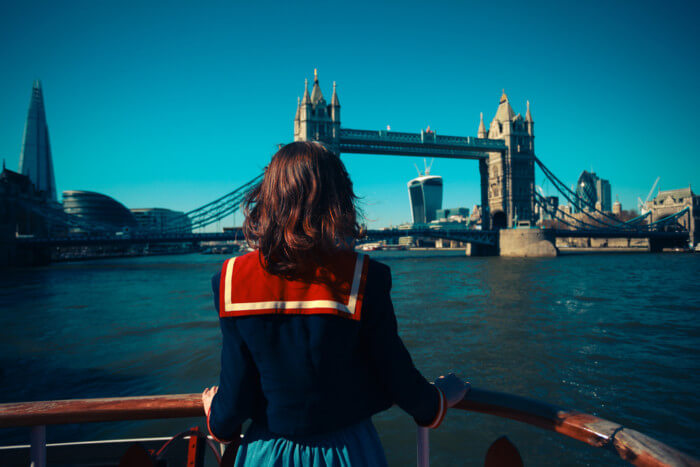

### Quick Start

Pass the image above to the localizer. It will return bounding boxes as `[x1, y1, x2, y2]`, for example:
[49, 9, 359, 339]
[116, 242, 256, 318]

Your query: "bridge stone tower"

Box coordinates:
[294, 69, 341, 154]
[480, 92, 535, 228]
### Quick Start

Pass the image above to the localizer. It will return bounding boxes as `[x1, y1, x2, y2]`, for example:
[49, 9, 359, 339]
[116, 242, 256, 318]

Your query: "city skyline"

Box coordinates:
[1, 1, 698, 228]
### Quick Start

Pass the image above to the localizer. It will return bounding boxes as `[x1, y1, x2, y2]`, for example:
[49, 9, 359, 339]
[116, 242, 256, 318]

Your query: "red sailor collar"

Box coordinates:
[219, 251, 369, 321]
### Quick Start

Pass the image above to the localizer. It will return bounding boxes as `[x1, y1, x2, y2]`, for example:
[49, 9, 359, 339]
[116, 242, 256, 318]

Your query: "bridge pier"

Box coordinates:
[499, 228, 558, 257]
[465, 242, 498, 256]
[648, 236, 687, 252]
[649, 238, 664, 253]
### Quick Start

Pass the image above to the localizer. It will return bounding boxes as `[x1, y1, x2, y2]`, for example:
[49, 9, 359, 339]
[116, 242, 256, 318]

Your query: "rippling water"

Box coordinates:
[1, 252, 698, 466]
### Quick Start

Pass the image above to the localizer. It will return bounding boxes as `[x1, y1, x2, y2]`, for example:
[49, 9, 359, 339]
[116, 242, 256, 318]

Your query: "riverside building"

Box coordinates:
[436, 207, 470, 222]
[62, 190, 137, 234]
[131, 208, 191, 234]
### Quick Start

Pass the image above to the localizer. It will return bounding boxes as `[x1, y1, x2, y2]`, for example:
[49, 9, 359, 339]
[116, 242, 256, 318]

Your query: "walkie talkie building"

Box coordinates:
[408, 174, 443, 224]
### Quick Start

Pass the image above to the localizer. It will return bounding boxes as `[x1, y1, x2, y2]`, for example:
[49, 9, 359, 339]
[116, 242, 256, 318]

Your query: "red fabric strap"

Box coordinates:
[425, 387, 448, 429]
[206, 407, 235, 444]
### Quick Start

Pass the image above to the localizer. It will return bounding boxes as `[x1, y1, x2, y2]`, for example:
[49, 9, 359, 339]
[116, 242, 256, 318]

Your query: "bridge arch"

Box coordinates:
[492, 211, 507, 229]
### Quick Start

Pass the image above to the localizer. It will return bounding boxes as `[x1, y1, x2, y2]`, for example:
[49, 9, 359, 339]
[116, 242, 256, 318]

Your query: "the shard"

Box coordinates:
[19, 80, 57, 201]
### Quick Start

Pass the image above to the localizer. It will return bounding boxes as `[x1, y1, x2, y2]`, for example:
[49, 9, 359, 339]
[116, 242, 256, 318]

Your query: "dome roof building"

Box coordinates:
[62, 190, 137, 233]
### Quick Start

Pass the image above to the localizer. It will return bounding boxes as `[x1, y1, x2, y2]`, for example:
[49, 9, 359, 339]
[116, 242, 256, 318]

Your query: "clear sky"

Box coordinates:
[1, 0, 698, 228]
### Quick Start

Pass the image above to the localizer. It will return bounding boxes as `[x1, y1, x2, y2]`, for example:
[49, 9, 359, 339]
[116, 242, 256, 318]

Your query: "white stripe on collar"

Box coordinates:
[223, 254, 366, 315]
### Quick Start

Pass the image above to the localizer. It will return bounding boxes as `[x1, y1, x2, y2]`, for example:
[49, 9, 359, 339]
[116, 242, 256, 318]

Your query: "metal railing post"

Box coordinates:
[416, 426, 429, 467]
[30, 425, 46, 467]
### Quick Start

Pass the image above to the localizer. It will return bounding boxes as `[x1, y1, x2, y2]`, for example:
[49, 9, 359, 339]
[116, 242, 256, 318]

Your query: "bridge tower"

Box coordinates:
[294, 69, 341, 154]
[481, 92, 535, 228]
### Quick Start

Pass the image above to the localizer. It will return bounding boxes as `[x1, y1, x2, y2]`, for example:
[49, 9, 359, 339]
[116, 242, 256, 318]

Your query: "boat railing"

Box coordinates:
[0, 388, 697, 467]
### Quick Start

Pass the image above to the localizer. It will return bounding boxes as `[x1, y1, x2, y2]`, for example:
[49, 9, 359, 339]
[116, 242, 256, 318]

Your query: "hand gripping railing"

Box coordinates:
[0, 390, 697, 467]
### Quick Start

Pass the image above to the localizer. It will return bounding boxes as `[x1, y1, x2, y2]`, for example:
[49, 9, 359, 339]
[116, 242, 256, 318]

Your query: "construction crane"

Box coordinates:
[638, 177, 660, 215]
[413, 158, 435, 176]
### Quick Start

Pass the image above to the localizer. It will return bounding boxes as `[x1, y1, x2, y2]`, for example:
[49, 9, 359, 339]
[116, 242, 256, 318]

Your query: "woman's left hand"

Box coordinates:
[202, 386, 218, 415]
[434, 374, 469, 408]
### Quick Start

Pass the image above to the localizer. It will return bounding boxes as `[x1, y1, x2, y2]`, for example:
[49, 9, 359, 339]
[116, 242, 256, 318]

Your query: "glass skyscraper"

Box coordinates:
[408, 174, 443, 224]
[19, 80, 57, 201]
[596, 178, 612, 212]
[575, 171, 597, 213]
[575, 170, 612, 213]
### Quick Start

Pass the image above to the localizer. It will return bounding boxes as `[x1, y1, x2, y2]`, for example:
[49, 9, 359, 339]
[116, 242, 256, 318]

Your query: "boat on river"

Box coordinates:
[0, 387, 698, 466]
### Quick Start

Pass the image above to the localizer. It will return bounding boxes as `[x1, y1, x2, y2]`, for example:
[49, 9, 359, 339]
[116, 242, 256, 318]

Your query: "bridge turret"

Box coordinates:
[478, 112, 487, 138]
[310, 69, 325, 104]
[294, 96, 301, 139]
[295, 79, 313, 141]
[331, 81, 340, 109]
[301, 78, 311, 105]
[525, 100, 534, 136]
[492, 90, 514, 138]
[331, 81, 341, 142]
[293, 71, 340, 153]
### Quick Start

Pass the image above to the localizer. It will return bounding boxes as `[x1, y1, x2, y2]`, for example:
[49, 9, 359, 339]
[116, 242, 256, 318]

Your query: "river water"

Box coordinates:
[0, 251, 698, 466]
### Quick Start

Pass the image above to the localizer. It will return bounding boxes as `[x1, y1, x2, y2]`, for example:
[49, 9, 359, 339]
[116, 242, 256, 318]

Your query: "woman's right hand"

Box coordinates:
[434, 373, 469, 408]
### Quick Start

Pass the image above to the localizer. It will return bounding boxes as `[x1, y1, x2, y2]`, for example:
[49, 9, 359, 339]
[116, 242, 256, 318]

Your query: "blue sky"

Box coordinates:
[1, 0, 698, 228]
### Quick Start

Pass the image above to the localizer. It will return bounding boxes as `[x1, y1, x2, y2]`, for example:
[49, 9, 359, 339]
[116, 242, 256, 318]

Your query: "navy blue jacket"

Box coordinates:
[208, 258, 441, 440]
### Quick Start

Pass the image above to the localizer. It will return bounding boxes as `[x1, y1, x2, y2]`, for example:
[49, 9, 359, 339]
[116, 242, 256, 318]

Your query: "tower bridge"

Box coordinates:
[294, 70, 534, 230]
[1, 75, 694, 265]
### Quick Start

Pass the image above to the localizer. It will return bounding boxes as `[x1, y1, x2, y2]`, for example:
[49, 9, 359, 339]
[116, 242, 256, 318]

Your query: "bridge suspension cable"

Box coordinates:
[534, 158, 690, 233]
[618, 210, 651, 226]
[645, 206, 690, 229]
[163, 173, 263, 233]
[535, 189, 687, 233]
[534, 192, 599, 231]
[534, 157, 632, 230]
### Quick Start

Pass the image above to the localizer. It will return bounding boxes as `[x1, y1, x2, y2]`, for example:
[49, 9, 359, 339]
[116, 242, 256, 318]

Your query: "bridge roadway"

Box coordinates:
[339, 128, 506, 159]
[15, 229, 498, 247]
[14, 228, 688, 248]
[552, 229, 688, 240]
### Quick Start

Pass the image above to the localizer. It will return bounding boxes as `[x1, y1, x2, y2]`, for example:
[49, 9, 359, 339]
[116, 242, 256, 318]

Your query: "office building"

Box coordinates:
[596, 178, 612, 212]
[131, 208, 191, 234]
[408, 174, 443, 224]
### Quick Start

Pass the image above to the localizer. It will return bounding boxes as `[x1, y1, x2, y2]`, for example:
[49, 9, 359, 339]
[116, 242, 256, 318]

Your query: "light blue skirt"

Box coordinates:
[234, 418, 387, 467]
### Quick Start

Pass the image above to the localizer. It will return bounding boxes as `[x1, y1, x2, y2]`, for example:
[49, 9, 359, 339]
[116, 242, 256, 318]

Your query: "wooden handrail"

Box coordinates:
[0, 394, 202, 427]
[0, 389, 697, 467]
[454, 388, 699, 467]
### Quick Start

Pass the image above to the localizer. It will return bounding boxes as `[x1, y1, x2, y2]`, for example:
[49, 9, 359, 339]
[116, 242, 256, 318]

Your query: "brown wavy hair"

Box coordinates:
[243, 141, 362, 278]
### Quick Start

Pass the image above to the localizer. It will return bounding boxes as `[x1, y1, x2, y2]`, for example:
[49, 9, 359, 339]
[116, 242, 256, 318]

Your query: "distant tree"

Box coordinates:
[617, 210, 640, 223]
